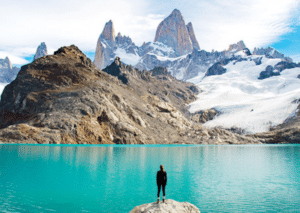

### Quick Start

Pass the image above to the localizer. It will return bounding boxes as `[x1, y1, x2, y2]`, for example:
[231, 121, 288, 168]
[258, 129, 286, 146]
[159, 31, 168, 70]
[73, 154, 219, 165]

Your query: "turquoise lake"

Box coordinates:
[0, 144, 299, 212]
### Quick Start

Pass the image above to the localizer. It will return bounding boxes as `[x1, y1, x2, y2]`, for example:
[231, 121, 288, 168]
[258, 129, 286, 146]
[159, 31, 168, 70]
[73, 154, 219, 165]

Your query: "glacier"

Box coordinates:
[188, 51, 300, 134]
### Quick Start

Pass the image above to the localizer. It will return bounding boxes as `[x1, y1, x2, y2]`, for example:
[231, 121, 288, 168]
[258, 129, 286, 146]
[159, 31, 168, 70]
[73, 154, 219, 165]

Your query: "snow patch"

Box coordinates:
[114, 48, 141, 65]
[101, 42, 106, 48]
[148, 53, 187, 62]
[149, 42, 175, 54]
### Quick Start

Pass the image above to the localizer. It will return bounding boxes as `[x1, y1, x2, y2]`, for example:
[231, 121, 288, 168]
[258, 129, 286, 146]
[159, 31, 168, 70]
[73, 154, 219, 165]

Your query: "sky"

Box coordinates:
[1, 0, 300, 66]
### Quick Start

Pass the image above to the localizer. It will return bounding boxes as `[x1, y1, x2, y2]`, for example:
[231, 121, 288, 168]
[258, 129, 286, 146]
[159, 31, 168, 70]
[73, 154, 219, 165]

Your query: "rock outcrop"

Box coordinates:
[253, 46, 292, 62]
[0, 57, 20, 83]
[186, 22, 200, 50]
[33, 42, 48, 61]
[0, 45, 261, 145]
[253, 111, 300, 143]
[191, 109, 219, 123]
[258, 61, 299, 80]
[258, 65, 280, 80]
[154, 9, 193, 56]
[228, 40, 246, 52]
[100, 20, 115, 42]
[129, 199, 200, 213]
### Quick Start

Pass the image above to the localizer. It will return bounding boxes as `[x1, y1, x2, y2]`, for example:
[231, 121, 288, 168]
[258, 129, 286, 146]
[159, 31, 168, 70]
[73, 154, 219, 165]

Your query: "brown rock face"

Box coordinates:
[154, 9, 193, 56]
[186, 22, 200, 50]
[94, 20, 116, 69]
[0, 45, 261, 145]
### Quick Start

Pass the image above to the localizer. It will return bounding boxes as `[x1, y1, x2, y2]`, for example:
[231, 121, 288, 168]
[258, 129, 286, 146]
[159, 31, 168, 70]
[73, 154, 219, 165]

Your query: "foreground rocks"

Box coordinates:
[253, 115, 300, 143]
[129, 199, 200, 213]
[0, 45, 262, 144]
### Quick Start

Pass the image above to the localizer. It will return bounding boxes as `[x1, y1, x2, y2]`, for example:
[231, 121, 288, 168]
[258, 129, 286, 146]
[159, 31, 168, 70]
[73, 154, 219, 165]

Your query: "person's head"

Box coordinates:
[160, 165, 164, 171]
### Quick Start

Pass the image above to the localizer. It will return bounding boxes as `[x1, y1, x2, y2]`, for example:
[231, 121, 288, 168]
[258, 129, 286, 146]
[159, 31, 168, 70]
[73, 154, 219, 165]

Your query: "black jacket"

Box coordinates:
[156, 170, 167, 186]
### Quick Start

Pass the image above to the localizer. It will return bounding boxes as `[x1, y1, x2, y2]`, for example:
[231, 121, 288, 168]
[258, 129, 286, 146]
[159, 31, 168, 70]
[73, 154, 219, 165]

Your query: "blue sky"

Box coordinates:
[1, 0, 300, 65]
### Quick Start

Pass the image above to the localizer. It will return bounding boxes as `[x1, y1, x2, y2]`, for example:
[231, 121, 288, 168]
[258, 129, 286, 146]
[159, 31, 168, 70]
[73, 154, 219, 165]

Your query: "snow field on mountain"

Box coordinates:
[188, 54, 300, 134]
[114, 48, 141, 65]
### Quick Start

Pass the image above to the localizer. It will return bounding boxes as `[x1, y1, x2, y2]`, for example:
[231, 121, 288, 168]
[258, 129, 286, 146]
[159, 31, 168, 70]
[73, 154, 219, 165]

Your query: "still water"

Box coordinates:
[0, 144, 299, 213]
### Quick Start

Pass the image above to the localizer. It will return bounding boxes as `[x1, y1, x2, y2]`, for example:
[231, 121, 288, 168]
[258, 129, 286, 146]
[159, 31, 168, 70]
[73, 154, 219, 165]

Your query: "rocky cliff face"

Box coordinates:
[154, 9, 193, 56]
[0, 57, 20, 83]
[0, 45, 260, 145]
[186, 22, 200, 50]
[100, 20, 115, 42]
[33, 42, 48, 61]
[94, 20, 116, 70]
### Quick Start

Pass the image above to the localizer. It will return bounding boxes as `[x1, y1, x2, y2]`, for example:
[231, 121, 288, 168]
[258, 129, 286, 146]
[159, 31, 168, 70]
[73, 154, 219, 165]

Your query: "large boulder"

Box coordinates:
[129, 199, 200, 213]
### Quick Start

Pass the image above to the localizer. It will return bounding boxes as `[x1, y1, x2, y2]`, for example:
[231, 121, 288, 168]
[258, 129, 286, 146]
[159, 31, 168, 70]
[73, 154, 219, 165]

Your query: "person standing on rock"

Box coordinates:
[156, 165, 167, 203]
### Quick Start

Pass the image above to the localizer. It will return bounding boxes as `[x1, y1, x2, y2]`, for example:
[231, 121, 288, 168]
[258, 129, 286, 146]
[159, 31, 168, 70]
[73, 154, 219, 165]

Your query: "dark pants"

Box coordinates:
[157, 184, 166, 197]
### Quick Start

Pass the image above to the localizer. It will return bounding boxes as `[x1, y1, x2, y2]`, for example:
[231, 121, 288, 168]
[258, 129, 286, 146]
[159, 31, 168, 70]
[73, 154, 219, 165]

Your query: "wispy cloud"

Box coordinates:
[191, 0, 300, 51]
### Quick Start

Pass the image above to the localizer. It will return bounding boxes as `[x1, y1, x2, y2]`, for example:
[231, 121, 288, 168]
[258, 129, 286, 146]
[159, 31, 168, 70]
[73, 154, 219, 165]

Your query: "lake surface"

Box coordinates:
[0, 144, 299, 213]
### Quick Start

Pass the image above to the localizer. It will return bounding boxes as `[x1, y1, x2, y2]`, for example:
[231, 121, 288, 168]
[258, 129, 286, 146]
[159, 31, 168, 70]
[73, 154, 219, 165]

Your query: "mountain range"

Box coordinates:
[0, 42, 48, 85]
[0, 57, 20, 84]
[0, 9, 299, 144]
[94, 9, 293, 81]
[0, 45, 262, 144]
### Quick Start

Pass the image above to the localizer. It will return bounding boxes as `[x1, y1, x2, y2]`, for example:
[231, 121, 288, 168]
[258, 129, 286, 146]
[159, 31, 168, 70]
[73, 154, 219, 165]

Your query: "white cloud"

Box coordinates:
[1, 0, 300, 65]
[114, 14, 164, 44]
[0, 51, 30, 65]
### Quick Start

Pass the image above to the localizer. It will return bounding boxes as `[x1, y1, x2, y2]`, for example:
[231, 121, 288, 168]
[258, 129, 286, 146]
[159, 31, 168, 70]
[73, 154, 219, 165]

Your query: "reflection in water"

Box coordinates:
[0, 145, 299, 213]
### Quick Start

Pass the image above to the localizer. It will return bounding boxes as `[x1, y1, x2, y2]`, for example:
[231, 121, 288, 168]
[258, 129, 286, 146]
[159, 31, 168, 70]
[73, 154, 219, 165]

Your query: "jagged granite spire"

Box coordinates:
[186, 22, 200, 50]
[94, 20, 116, 69]
[100, 20, 115, 42]
[33, 42, 48, 61]
[0, 56, 20, 83]
[252, 46, 292, 62]
[154, 9, 193, 56]
[0, 57, 12, 69]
